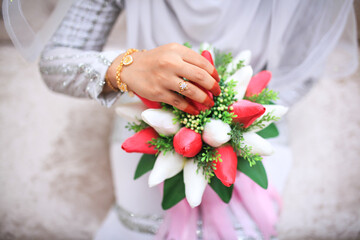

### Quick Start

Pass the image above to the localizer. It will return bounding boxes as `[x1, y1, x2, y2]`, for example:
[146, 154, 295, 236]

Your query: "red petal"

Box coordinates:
[213, 145, 237, 187]
[229, 100, 265, 128]
[245, 70, 272, 97]
[173, 127, 202, 157]
[122, 127, 159, 154]
[201, 50, 214, 66]
[135, 93, 162, 109]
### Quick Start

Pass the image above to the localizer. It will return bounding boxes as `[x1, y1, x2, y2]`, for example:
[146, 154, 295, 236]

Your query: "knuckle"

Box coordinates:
[197, 58, 209, 69]
[151, 88, 163, 98]
[194, 71, 206, 82]
[172, 98, 182, 107]
[158, 56, 176, 68]
[153, 71, 167, 81]
[167, 42, 180, 51]
[158, 57, 171, 67]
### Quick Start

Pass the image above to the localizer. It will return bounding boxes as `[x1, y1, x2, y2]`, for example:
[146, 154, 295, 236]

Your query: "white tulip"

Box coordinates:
[227, 65, 253, 100]
[202, 119, 231, 147]
[183, 159, 208, 208]
[226, 50, 252, 73]
[141, 109, 180, 136]
[242, 132, 274, 156]
[148, 152, 185, 187]
[250, 105, 289, 132]
[115, 101, 148, 124]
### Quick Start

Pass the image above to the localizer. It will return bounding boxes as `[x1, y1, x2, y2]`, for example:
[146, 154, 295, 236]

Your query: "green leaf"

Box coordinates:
[161, 171, 186, 210]
[134, 154, 156, 180]
[256, 123, 279, 139]
[237, 156, 268, 189]
[209, 176, 233, 203]
[183, 42, 192, 48]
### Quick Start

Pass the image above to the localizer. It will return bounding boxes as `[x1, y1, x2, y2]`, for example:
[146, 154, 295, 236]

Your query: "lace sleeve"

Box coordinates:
[39, 0, 124, 107]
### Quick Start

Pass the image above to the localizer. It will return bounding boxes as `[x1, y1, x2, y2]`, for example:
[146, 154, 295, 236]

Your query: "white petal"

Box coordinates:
[141, 109, 180, 136]
[148, 152, 185, 187]
[250, 105, 289, 132]
[115, 101, 148, 124]
[183, 159, 208, 208]
[202, 119, 231, 147]
[227, 65, 253, 100]
[226, 50, 252, 73]
[243, 132, 274, 156]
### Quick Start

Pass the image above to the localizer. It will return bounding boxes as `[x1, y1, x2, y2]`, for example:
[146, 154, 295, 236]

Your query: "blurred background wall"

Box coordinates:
[0, 1, 359, 239]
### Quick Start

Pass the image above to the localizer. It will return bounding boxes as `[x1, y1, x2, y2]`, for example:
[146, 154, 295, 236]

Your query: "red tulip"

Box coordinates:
[201, 50, 220, 82]
[245, 70, 272, 97]
[122, 127, 159, 154]
[229, 100, 265, 128]
[201, 50, 214, 66]
[135, 93, 162, 109]
[213, 145, 237, 187]
[173, 127, 202, 157]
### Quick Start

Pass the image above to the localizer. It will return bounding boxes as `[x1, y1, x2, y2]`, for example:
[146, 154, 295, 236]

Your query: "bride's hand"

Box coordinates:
[106, 43, 221, 115]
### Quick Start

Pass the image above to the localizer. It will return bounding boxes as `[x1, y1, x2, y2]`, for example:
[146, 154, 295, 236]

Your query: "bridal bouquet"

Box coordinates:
[116, 43, 287, 210]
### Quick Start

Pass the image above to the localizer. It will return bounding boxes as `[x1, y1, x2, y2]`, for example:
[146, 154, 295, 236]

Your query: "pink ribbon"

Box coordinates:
[155, 174, 282, 240]
[231, 173, 282, 240]
[155, 199, 199, 240]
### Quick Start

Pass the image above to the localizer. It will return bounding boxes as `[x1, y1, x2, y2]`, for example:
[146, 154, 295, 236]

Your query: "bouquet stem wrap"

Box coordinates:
[155, 173, 282, 240]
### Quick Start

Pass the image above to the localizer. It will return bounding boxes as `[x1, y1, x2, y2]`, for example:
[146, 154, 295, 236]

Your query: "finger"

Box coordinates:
[180, 47, 220, 82]
[165, 78, 214, 108]
[161, 91, 200, 115]
[176, 62, 221, 96]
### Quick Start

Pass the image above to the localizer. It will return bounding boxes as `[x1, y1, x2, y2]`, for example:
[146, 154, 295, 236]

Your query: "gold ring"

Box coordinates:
[179, 80, 188, 93]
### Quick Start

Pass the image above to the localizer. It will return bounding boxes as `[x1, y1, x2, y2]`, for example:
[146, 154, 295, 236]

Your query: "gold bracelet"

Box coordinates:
[116, 48, 139, 92]
[105, 72, 119, 92]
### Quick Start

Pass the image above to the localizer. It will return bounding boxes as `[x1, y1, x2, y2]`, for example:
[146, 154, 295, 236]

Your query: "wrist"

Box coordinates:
[104, 48, 143, 93]
[105, 53, 125, 92]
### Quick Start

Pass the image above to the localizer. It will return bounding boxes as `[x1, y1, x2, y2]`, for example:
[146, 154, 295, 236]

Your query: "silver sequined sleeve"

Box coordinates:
[39, 0, 124, 107]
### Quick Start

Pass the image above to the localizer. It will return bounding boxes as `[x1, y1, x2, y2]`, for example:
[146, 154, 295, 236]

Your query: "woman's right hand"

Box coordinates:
[106, 43, 221, 115]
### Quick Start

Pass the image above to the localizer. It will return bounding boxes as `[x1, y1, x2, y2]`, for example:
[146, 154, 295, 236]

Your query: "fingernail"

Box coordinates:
[204, 97, 214, 107]
[211, 68, 220, 82]
[210, 82, 221, 96]
[184, 105, 199, 115]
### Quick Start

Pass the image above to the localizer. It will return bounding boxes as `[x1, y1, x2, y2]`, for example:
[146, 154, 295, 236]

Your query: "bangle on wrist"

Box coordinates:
[105, 72, 119, 92]
[116, 48, 139, 92]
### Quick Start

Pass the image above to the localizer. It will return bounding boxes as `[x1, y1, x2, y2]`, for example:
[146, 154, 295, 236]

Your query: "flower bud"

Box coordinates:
[173, 127, 202, 157]
[213, 145, 238, 187]
[249, 105, 288, 132]
[141, 109, 180, 136]
[242, 132, 274, 156]
[245, 70, 272, 97]
[227, 65, 253, 100]
[229, 100, 265, 128]
[183, 159, 208, 208]
[202, 119, 231, 147]
[148, 151, 185, 187]
[226, 50, 252, 73]
[115, 101, 148, 124]
[200, 42, 215, 62]
[121, 127, 159, 154]
[201, 50, 214, 66]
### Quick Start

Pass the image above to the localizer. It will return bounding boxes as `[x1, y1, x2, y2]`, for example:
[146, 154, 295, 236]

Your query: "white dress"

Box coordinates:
[36, 0, 357, 239]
